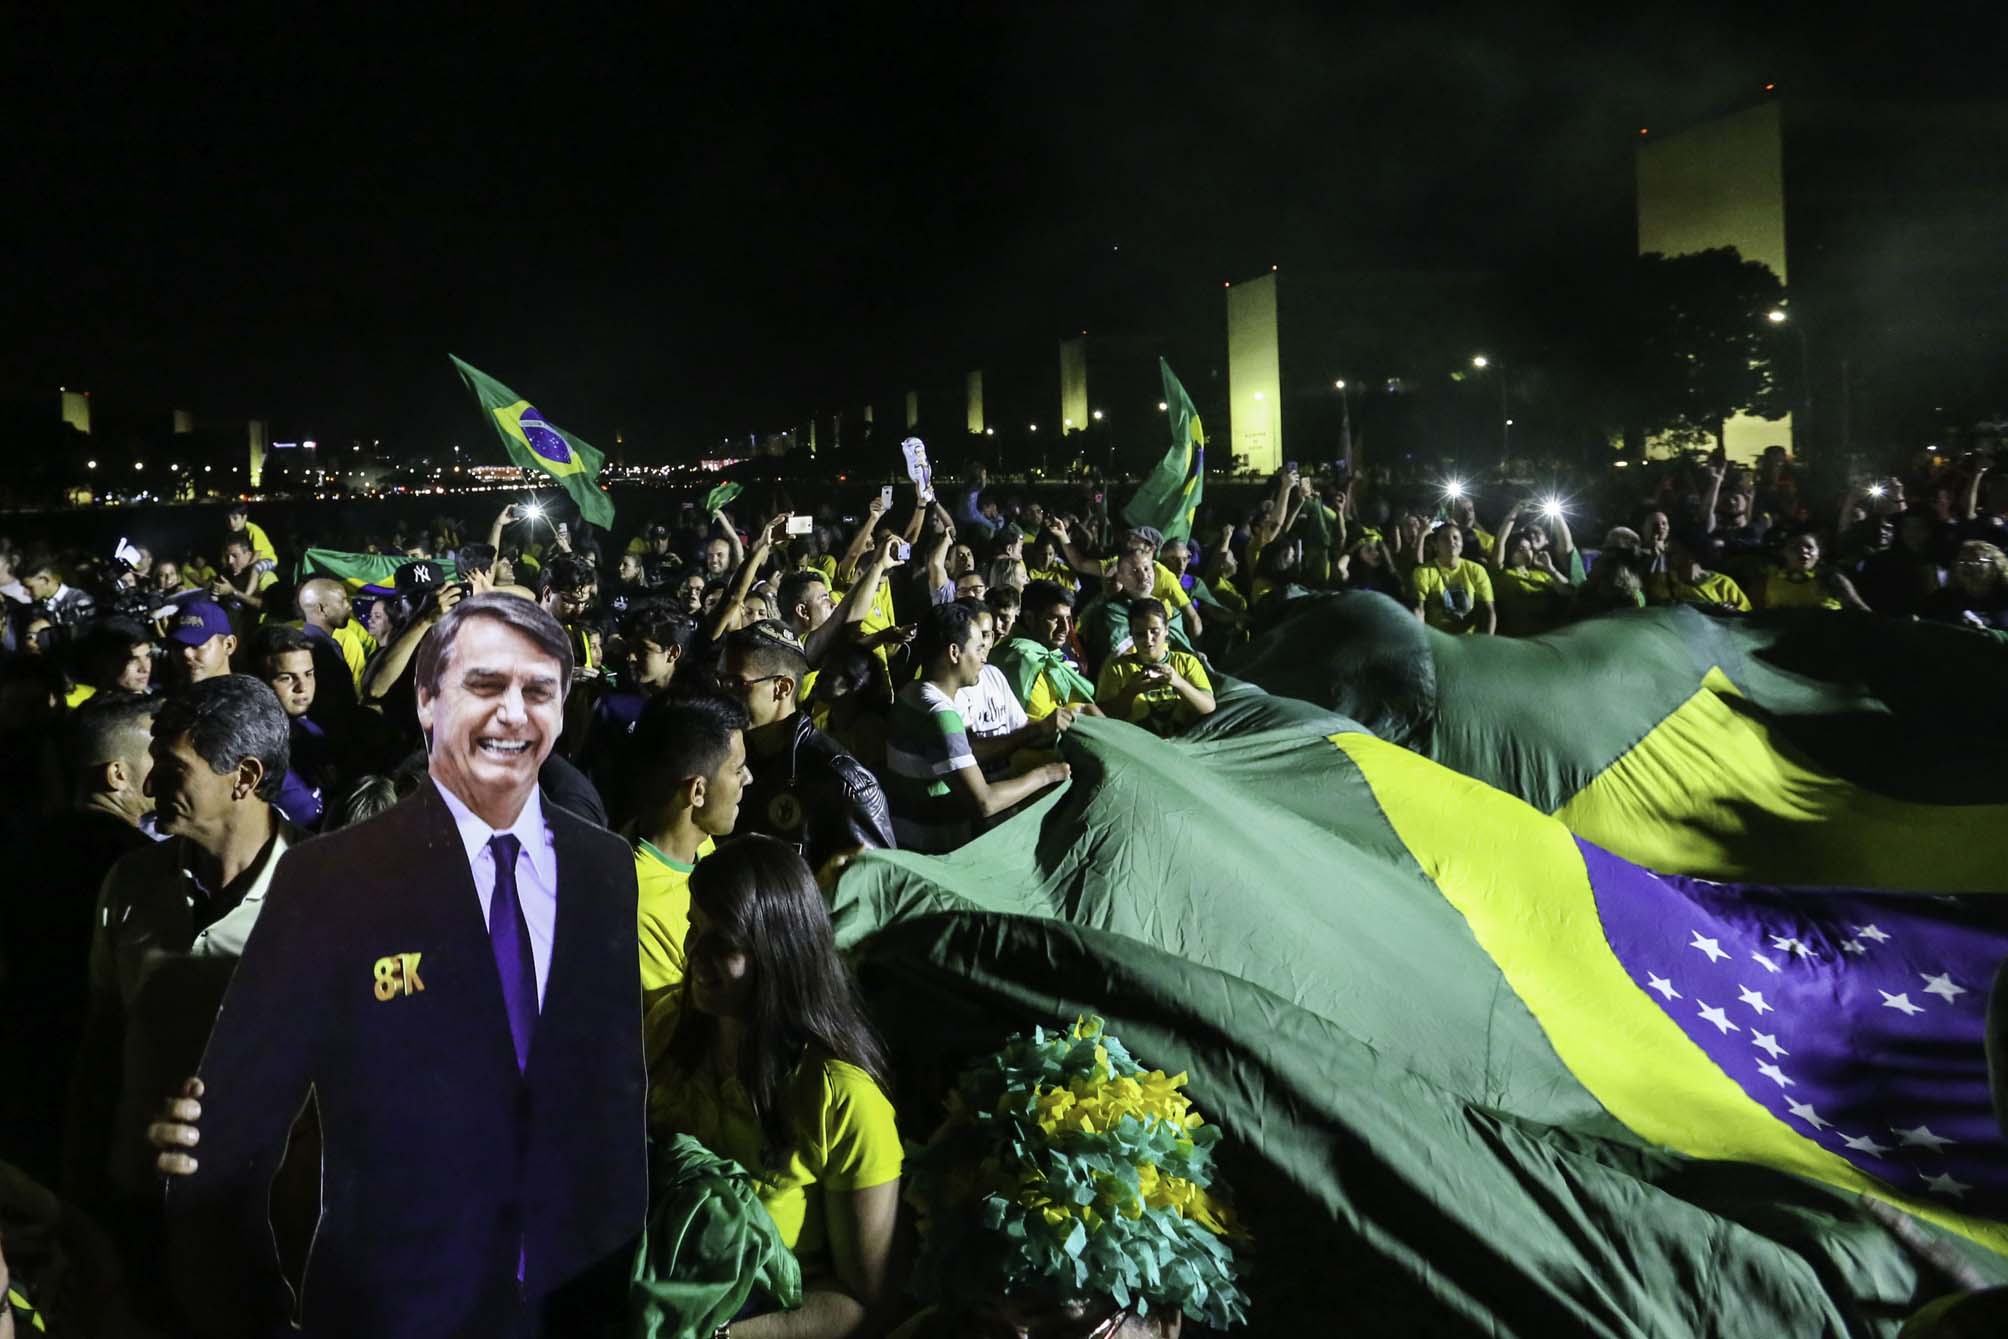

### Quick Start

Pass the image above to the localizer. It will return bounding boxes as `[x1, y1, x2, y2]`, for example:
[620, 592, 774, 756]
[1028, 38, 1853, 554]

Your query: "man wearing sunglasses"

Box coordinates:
[715, 621, 894, 876]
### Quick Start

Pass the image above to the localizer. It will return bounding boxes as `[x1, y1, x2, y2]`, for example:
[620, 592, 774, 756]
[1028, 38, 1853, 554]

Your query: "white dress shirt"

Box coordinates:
[435, 779, 558, 1006]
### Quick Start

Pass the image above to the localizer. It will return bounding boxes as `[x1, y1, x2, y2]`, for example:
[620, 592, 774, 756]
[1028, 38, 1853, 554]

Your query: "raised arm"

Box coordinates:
[1046, 518, 1104, 577]
[1965, 464, 1990, 522]
[836, 493, 888, 581]
[709, 513, 789, 643]
[807, 532, 898, 667]
[361, 583, 465, 704]
[1491, 502, 1523, 573]
[1700, 459, 1727, 535]
[488, 502, 521, 551]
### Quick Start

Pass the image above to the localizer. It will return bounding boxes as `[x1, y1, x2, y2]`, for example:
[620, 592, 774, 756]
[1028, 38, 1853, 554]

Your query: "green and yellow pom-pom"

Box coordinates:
[905, 1014, 1250, 1328]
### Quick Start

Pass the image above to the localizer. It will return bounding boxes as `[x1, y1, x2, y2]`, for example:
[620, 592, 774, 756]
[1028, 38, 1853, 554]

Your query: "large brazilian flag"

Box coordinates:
[830, 693, 2007, 1335]
[450, 355, 615, 528]
[1227, 591, 2008, 892]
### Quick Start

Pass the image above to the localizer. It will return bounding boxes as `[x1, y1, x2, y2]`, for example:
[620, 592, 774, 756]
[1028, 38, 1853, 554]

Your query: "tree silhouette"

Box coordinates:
[1632, 248, 1795, 453]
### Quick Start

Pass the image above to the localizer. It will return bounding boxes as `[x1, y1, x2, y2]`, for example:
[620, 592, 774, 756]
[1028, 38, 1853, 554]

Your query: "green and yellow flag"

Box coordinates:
[450, 355, 615, 529]
[1123, 358, 1204, 542]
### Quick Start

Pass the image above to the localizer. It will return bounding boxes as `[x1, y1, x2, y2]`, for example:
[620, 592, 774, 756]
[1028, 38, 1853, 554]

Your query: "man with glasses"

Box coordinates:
[715, 620, 893, 876]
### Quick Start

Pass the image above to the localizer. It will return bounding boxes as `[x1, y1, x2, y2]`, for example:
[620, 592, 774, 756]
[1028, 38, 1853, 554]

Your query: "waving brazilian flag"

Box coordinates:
[1123, 358, 1204, 542]
[831, 691, 2008, 1334]
[450, 355, 615, 528]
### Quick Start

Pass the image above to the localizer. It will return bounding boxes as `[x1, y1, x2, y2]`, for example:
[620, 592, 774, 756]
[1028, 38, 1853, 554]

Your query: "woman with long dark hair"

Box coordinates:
[648, 835, 902, 1338]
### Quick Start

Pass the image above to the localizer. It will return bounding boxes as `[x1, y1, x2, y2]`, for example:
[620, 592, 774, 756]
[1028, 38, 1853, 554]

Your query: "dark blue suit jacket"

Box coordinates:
[167, 779, 647, 1337]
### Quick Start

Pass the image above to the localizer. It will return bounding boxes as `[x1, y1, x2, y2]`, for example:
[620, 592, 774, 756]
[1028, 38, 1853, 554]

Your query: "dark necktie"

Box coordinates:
[487, 833, 538, 1071]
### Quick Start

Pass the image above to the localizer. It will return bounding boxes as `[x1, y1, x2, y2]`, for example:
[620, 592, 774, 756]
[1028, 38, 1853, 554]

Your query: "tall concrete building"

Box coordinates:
[1638, 96, 2008, 460]
[60, 387, 91, 435]
[965, 370, 985, 435]
[1225, 274, 1283, 474]
[173, 409, 195, 435]
[1057, 337, 1089, 435]
[248, 419, 268, 487]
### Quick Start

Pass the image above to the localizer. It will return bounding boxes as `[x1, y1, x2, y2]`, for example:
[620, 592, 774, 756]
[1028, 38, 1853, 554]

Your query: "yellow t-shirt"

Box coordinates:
[1094, 650, 1213, 736]
[65, 682, 97, 708]
[332, 620, 377, 694]
[1022, 665, 1095, 722]
[648, 1045, 902, 1265]
[635, 836, 712, 1025]
[184, 560, 217, 589]
[800, 554, 838, 585]
[243, 520, 279, 568]
[1411, 560, 1495, 632]
[1026, 565, 1076, 590]
[1760, 567, 1841, 610]
[842, 575, 899, 667]
[1648, 569, 1752, 612]
[1095, 559, 1193, 615]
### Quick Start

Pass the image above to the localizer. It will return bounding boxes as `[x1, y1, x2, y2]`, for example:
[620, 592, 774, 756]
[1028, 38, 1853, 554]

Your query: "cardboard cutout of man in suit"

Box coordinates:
[161, 594, 645, 1338]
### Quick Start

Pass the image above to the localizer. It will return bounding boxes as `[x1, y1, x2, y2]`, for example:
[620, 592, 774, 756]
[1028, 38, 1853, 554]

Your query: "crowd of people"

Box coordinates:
[1, 439, 2005, 1336]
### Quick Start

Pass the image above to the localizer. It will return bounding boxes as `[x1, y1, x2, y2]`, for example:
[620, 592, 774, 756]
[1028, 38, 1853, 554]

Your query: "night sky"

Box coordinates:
[7, 5, 1998, 455]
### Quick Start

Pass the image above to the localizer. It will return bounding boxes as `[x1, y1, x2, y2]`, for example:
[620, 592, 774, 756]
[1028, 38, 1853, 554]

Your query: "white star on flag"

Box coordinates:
[1919, 973, 1966, 1004]
[1841, 940, 1866, 955]
[1893, 1124, 1955, 1152]
[1751, 1031, 1788, 1059]
[1879, 991, 1925, 1017]
[1737, 986, 1773, 1015]
[1920, 1170, 1971, 1199]
[1646, 973, 1680, 1001]
[1786, 1098, 1829, 1130]
[1768, 934, 1813, 958]
[1690, 932, 1728, 963]
[1750, 951, 1780, 974]
[1841, 1133, 1890, 1157]
[1854, 924, 1890, 943]
[1755, 1061, 1795, 1087]
[1696, 1001, 1739, 1034]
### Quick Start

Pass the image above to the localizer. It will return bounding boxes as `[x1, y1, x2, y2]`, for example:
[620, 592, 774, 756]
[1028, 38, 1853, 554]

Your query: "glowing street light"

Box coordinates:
[1471, 354, 1489, 369]
[1157, 401, 1168, 412]
[1767, 309, 1788, 324]
[984, 427, 995, 436]
[1333, 379, 1346, 390]
[1091, 410, 1104, 422]
[1028, 424, 1038, 433]
[86, 459, 97, 469]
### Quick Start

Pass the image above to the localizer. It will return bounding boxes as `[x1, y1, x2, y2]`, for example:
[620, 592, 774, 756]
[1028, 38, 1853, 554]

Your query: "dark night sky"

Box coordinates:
[6, 4, 2000, 455]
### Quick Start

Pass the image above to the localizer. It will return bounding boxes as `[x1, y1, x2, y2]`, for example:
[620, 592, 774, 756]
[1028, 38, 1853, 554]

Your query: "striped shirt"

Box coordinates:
[886, 680, 977, 853]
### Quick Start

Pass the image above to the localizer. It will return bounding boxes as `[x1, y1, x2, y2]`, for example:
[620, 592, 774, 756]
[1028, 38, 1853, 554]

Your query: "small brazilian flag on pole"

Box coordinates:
[1123, 358, 1205, 542]
[450, 355, 615, 529]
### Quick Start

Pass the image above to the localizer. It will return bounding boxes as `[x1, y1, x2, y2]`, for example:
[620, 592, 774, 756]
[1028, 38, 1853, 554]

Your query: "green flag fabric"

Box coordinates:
[1227, 591, 2008, 890]
[1123, 358, 1205, 542]
[990, 635, 1098, 710]
[449, 355, 615, 529]
[830, 693, 2008, 1334]
[628, 1134, 803, 1338]
[703, 482, 743, 515]
[298, 548, 460, 591]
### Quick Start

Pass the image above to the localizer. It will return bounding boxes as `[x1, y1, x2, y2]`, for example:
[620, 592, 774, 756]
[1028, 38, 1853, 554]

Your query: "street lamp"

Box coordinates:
[1766, 308, 1813, 451]
[1091, 410, 1104, 422]
[1334, 379, 1353, 463]
[1470, 355, 1508, 466]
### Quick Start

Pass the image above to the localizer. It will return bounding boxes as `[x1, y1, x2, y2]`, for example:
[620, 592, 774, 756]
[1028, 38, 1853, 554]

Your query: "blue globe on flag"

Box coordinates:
[517, 408, 573, 466]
